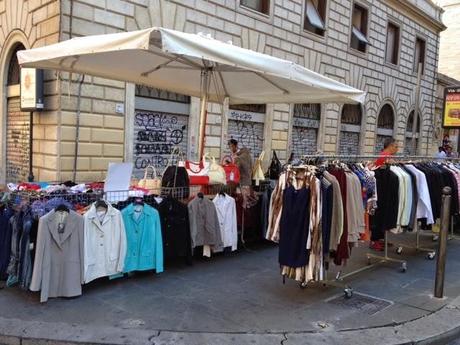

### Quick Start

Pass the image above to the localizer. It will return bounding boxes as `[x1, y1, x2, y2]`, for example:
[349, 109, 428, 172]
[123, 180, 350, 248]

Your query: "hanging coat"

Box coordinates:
[83, 202, 127, 283]
[30, 210, 84, 303]
[121, 203, 163, 274]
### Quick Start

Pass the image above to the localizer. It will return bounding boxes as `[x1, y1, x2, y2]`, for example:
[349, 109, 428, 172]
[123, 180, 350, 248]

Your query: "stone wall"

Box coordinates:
[0, 0, 61, 183]
[57, 0, 442, 176]
[1, 0, 445, 183]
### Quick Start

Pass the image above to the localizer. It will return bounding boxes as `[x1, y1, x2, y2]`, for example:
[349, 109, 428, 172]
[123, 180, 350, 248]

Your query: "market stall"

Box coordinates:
[1, 27, 368, 302]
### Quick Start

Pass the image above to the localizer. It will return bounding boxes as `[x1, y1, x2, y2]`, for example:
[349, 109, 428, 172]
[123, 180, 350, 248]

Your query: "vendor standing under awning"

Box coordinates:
[227, 139, 253, 187]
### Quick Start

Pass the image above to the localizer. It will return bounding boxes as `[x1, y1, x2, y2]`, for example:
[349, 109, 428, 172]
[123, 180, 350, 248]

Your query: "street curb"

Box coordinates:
[1, 296, 460, 345]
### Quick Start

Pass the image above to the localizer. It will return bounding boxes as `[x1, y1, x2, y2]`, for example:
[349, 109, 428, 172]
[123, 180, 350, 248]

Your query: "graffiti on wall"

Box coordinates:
[228, 120, 264, 158]
[6, 98, 30, 183]
[292, 126, 317, 157]
[133, 110, 188, 177]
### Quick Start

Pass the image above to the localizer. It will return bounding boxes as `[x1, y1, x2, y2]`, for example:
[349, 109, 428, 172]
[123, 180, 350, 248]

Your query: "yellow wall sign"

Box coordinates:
[443, 86, 460, 128]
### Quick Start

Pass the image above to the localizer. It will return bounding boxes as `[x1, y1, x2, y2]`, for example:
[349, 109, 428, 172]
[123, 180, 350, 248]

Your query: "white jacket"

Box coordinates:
[212, 194, 238, 251]
[83, 202, 127, 283]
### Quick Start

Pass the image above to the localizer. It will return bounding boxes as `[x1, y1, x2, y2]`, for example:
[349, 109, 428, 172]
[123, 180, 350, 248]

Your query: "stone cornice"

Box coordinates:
[386, 0, 447, 32]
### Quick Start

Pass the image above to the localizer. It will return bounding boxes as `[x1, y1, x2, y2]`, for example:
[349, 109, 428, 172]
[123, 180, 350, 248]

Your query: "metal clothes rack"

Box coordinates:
[294, 154, 460, 297]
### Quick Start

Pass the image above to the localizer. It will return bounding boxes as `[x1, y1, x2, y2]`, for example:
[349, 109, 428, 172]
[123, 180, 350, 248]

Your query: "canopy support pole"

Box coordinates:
[412, 62, 422, 155]
[73, 75, 85, 182]
[198, 68, 210, 158]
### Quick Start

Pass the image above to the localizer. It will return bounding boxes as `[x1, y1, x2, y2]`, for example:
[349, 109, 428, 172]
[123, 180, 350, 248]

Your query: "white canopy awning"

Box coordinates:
[18, 27, 366, 105]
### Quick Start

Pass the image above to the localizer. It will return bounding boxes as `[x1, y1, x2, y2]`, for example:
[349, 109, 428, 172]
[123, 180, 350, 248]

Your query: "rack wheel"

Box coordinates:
[400, 262, 407, 273]
[344, 288, 353, 299]
[396, 247, 403, 255]
[300, 282, 308, 289]
[426, 252, 436, 260]
[367, 257, 372, 265]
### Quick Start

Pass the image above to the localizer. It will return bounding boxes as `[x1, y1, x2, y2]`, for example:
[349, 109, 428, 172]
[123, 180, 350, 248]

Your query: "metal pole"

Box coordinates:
[412, 62, 422, 155]
[434, 186, 451, 298]
[198, 69, 209, 159]
[27, 111, 34, 182]
[72, 75, 84, 182]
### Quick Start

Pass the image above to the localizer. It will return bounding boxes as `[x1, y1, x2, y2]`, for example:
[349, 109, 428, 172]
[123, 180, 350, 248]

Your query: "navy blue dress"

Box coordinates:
[279, 185, 310, 268]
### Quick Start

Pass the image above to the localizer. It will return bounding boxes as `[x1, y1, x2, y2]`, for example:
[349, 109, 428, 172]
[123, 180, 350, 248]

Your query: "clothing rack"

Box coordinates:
[293, 154, 460, 297]
[300, 154, 460, 162]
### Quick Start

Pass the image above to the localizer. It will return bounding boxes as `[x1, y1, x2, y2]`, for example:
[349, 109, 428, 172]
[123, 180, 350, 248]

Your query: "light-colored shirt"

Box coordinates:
[213, 194, 238, 251]
[404, 165, 434, 225]
[436, 151, 447, 160]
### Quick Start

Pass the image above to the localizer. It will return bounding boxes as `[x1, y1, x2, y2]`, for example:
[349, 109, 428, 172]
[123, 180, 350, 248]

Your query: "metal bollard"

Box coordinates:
[434, 186, 452, 298]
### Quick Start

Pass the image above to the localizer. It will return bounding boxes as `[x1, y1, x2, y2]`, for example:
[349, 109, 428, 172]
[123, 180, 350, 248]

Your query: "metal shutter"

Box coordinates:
[228, 119, 264, 159]
[338, 132, 360, 155]
[6, 97, 30, 183]
[133, 109, 189, 178]
[292, 126, 318, 156]
[404, 138, 418, 156]
[375, 135, 392, 154]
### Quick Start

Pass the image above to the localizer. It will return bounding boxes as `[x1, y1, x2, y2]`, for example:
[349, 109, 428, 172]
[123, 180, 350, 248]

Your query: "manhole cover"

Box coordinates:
[327, 293, 393, 315]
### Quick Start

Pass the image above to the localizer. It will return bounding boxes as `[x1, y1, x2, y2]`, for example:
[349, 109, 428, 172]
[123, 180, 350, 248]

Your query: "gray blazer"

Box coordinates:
[188, 197, 223, 251]
[30, 210, 84, 303]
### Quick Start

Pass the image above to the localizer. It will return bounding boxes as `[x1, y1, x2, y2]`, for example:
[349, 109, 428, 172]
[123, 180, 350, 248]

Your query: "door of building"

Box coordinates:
[133, 86, 190, 178]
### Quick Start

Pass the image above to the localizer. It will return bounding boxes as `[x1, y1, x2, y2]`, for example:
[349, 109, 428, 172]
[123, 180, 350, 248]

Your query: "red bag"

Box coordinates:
[223, 163, 240, 184]
[185, 159, 210, 185]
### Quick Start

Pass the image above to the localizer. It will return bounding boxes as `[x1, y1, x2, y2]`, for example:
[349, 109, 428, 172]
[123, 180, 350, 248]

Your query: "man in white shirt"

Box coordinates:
[435, 147, 447, 160]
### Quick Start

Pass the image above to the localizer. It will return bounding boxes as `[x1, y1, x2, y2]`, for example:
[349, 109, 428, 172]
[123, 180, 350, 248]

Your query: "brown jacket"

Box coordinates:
[235, 148, 253, 186]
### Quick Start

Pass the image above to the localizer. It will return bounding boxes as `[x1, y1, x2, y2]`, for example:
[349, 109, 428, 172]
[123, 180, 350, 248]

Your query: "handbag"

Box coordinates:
[161, 149, 190, 198]
[267, 150, 282, 179]
[221, 155, 240, 184]
[137, 165, 161, 194]
[252, 151, 265, 186]
[208, 156, 227, 185]
[185, 155, 210, 185]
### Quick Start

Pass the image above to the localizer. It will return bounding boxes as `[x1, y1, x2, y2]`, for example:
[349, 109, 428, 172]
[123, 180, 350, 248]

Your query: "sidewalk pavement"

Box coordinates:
[1, 231, 460, 344]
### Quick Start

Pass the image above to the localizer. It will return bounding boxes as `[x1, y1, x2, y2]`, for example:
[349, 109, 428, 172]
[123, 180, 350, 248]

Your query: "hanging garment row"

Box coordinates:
[265, 158, 460, 285]
[0, 192, 238, 302]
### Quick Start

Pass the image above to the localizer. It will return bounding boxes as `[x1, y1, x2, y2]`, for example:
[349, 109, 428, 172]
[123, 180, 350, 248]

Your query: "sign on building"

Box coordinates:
[20, 68, 44, 111]
[442, 86, 460, 128]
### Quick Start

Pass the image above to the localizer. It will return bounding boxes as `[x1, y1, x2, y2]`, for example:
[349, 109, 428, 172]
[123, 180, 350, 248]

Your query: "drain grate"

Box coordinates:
[327, 293, 393, 315]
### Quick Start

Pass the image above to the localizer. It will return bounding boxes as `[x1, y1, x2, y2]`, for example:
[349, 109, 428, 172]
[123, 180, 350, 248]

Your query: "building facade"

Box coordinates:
[438, 0, 460, 80]
[0, 0, 445, 183]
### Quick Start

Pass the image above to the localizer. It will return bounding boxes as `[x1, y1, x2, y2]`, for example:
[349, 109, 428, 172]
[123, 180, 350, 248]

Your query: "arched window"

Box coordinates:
[339, 104, 362, 155]
[404, 110, 421, 155]
[375, 103, 395, 153]
[7, 44, 25, 86]
[5, 43, 30, 182]
[291, 103, 321, 157]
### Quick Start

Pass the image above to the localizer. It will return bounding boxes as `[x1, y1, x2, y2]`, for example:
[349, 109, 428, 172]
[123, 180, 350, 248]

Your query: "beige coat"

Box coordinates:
[30, 210, 84, 303]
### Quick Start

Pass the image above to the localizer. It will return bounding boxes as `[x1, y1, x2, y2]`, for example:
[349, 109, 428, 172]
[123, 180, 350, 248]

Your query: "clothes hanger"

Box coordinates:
[95, 199, 108, 209]
[133, 197, 144, 205]
[55, 203, 69, 213]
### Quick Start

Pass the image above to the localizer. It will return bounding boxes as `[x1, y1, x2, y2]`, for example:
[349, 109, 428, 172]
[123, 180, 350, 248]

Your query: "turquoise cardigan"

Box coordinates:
[121, 203, 163, 273]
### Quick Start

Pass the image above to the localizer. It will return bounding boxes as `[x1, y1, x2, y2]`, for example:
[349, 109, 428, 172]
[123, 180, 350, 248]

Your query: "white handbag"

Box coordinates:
[138, 165, 161, 194]
[208, 156, 227, 185]
[252, 151, 265, 186]
[185, 153, 210, 185]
